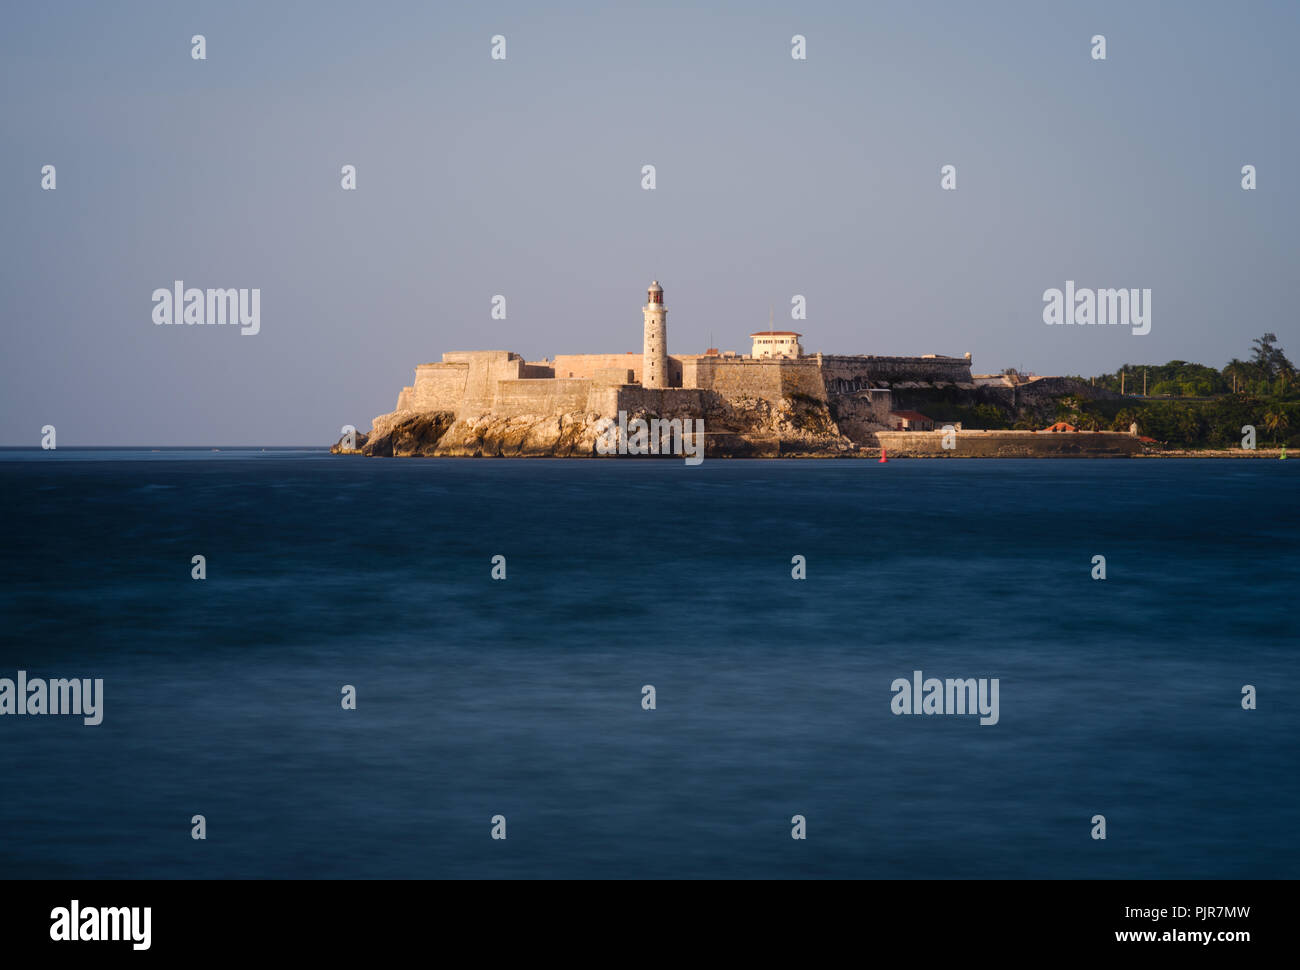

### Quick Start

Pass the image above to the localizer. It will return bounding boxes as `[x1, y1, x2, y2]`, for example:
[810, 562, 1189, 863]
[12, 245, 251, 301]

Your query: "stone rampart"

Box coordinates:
[554, 353, 688, 387]
[683, 357, 825, 402]
[492, 378, 595, 418]
[819, 354, 973, 388]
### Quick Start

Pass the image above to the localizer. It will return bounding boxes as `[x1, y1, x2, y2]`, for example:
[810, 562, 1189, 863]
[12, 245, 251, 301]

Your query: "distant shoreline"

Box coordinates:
[1134, 448, 1288, 458]
[1, 446, 1288, 460]
[821, 448, 1289, 459]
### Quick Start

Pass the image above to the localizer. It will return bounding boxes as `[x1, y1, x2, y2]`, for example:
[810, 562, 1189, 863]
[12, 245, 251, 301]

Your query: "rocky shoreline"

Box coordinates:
[332, 412, 1286, 459]
[333, 391, 859, 458]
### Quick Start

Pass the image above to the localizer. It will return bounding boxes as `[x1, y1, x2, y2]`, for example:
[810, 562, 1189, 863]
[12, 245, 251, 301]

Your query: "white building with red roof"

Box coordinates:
[749, 330, 803, 359]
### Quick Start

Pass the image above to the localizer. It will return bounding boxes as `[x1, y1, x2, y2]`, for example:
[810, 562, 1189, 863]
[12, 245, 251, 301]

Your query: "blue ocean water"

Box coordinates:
[0, 451, 1295, 879]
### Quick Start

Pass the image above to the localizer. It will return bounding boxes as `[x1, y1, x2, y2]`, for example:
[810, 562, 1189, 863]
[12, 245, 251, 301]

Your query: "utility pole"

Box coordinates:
[1121, 371, 1125, 395]
[1143, 370, 1147, 396]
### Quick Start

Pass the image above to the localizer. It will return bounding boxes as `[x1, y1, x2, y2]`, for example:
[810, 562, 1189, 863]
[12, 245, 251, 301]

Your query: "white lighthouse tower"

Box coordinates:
[642, 280, 667, 389]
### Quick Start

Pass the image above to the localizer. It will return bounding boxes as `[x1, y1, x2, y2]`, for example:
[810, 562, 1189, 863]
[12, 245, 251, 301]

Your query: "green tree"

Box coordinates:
[1111, 408, 1139, 433]
[1223, 358, 1251, 394]
[1251, 334, 1294, 383]
[1263, 410, 1290, 444]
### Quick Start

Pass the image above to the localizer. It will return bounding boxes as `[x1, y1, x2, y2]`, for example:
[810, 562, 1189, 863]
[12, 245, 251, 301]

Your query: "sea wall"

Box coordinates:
[876, 429, 1143, 457]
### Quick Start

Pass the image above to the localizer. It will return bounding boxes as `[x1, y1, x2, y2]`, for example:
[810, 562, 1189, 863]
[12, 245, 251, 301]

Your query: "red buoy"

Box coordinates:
[879, 445, 888, 463]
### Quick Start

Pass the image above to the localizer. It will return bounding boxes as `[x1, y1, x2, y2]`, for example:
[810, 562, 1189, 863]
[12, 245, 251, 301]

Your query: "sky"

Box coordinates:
[2, 0, 1296, 445]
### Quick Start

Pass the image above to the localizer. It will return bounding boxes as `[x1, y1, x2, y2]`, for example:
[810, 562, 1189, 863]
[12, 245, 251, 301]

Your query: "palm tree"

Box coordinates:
[1279, 361, 1296, 395]
[1223, 359, 1249, 394]
[1263, 411, 1290, 444]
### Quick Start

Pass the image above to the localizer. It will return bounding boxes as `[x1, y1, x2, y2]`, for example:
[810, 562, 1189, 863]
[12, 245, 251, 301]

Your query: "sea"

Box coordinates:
[0, 450, 1295, 879]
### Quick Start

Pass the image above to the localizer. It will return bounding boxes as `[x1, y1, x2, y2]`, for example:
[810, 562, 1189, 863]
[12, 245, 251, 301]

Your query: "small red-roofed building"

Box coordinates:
[890, 410, 935, 431]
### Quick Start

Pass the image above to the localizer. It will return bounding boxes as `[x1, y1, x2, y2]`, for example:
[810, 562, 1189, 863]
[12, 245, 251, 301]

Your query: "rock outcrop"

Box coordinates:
[335, 395, 857, 458]
[328, 430, 369, 454]
[359, 411, 456, 457]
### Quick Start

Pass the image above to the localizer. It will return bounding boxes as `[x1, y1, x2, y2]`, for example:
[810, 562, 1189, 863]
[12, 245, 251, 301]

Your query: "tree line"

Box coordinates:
[1060, 335, 1297, 446]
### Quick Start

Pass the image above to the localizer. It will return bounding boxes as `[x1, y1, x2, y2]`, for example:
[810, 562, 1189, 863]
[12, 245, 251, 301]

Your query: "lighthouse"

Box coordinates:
[642, 280, 667, 389]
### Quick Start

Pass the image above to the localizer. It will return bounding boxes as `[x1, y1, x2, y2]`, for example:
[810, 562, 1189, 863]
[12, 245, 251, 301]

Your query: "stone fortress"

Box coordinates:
[348, 281, 1139, 457]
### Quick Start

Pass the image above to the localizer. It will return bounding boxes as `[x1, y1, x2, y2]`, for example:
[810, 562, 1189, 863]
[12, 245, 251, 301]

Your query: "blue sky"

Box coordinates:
[2, 0, 1296, 444]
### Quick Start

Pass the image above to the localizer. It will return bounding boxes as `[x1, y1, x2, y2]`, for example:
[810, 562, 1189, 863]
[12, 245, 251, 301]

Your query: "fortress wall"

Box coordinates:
[586, 385, 620, 417]
[819, 355, 973, 387]
[780, 360, 830, 400]
[389, 347, 978, 438]
[407, 362, 469, 411]
[685, 357, 820, 401]
[554, 353, 688, 387]
[492, 378, 594, 417]
[404, 354, 561, 414]
[612, 386, 709, 417]
[876, 430, 1142, 457]
[680, 357, 700, 388]
[594, 367, 635, 385]
[555, 353, 643, 382]
[438, 351, 528, 413]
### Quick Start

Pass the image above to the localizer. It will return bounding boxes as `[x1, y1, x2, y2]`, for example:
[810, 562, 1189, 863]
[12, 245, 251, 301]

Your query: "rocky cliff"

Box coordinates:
[337, 392, 857, 458]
